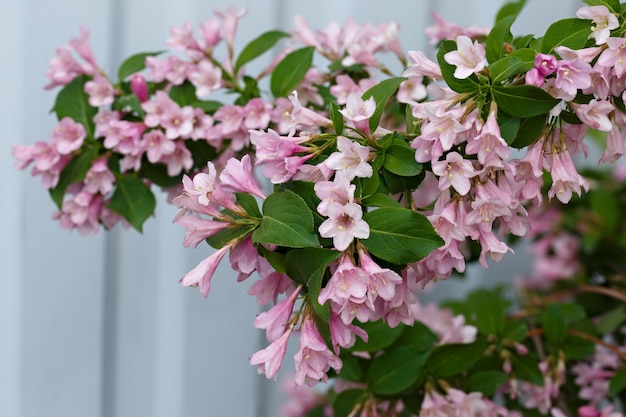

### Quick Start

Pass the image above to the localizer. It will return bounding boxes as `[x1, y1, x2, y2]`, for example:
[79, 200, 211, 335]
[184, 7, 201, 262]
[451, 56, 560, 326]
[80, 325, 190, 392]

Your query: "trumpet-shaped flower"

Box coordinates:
[443, 35, 486, 79]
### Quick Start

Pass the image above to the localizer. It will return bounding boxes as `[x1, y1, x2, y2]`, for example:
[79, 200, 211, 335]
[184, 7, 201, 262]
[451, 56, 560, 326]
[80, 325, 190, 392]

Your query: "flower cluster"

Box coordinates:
[15, 1, 626, 416]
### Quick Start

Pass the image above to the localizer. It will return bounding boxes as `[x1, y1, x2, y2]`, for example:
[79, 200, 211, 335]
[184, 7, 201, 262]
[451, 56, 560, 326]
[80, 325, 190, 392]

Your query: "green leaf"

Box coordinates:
[117, 51, 162, 81]
[609, 368, 626, 396]
[137, 162, 182, 188]
[542, 304, 567, 346]
[367, 347, 429, 395]
[495, 0, 527, 23]
[395, 321, 438, 352]
[362, 193, 403, 208]
[332, 389, 366, 417]
[464, 371, 509, 396]
[350, 320, 404, 352]
[52, 75, 97, 137]
[426, 337, 487, 378]
[510, 353, 544, 386]
[49, 145, 100, 208]
[235, 192, 262, 218]
[185, 140, 219, 168]
[257, 246, 287, 274]
[502, 320, 529, 343]
[168, 81, 197, 106]
[235, 30, 289, 73]
[358, 172, 380, 199]
[339, 355, 365, 383]
[492, 85, 560, 118]
[362, 77, 407, 132]
[469, 290, 506, 337]
[329, 101, 345, 134]
[381, 169, 423, 194]
[596, 304, 626, 334]
[582, 0, 621, 13]
[486, 15, 515, 64]
[362, 207, 444, 265]
[489, 48, 537, 84]
[558, 302, 586, 322]
[205, 223, 256, 249]
[436, 40, 481, 94]
[498, 112, 521, 144]
[383, 144, 423, 177]
[562, 334, 596, 359]
[253, 190, 320, 248]
[510, 114, 547, 148]
[108, 175, 156, 232]
[541, 18, 592, 54]
[285, 248, 340, 319]
[190, 100, 223, 113]
[270, 46, 315, 98]
[591, 188, 620, 231]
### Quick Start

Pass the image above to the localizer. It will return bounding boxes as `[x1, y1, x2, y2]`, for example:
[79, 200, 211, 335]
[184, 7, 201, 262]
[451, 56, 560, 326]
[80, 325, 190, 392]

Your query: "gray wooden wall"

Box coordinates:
[0, 0, 577, 416]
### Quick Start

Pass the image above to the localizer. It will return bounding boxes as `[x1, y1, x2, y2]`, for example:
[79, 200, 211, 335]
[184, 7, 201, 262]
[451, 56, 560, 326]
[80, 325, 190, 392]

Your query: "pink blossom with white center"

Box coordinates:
[219, 154, 266, 200]
[318, 200, 369, 251]
[431, 151, 476, 196]
[548, 150, 590, 203]
[574, 99, 614, 131]
[164, 55, 191, 85]
[69, 26, 99, 74]
[145, 56, 171, 83]
[160, 104, 195, 139]
[576, 5, 619, 45]
[182, 162, 217, 206]
[270, 97, 293, 134]
[294, 317, 342, 386]
[314, 176, 354, 217]
[180, 244, 230, 297]
[165, 21, 202, 58]
[358, 249, 402, 303]
[328, 310, 368, 354]
[329, 74, 377, 105]
[477, 224, 513, 267]
[188, 108, 214, 141]
[324, 136, 372, 180]
[198, 18, 222, 52]
[84, 157, 115, 195]
[339, 93, 376, 135]
[189, 60, 222, 98]
[142, 91, 177, 128]
[52, 117, 86, 155]
[443, 35, 486, 79]
[94, 110, 120, 136]
[553, 59, 593, 101]
[600, 124, 626, 163]
[214, 104, 244, 134]
[287, 91, 332, 132]
[249, 129, 309, 163]
[318, 255, 369, 309]
[398, 77, 427, 104]
[248, 268, 295, 306]
[403, 50, 442, 79]
[175, 214, 229, 248]
[254, 285, 302, 343]
[162, 142, 192, 176]
[55, 191, 101, 235]
[250, 324, 293, 379]
[102, 120, 145, 154]
[466, 112, 510, 166]
[243, 98, 272, 129]
[142, 129, 174, 163]
[214, 6, 248, 48]
[44, 46, 83, 89]
[84, 75, 114, 107]
[597, 37, 626, 78]
[228, 237, 260, 282]
[535, 53, 558, 76]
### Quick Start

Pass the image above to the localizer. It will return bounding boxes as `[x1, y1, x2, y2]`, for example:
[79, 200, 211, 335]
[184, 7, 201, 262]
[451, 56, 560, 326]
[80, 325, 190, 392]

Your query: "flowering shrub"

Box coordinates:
[13, 0, 626, 415]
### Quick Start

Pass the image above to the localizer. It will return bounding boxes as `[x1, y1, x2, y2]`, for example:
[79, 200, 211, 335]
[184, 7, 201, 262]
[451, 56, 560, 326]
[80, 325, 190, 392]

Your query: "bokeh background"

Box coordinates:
[0, 0, 580, 415]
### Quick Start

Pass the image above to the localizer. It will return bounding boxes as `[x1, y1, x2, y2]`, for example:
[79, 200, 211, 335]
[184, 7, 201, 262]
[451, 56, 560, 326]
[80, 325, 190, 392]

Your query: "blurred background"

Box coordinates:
[0, 0, 579, 415]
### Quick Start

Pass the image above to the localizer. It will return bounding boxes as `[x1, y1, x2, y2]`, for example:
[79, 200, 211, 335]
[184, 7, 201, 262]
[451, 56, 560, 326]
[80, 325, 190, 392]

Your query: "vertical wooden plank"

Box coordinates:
[11, 0, 112, 415]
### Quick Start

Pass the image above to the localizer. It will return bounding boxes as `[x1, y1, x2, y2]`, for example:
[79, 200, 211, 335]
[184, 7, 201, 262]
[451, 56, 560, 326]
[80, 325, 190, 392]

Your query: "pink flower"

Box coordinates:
[243, 98, 272, 129]
[214, 6, 248, 48]
[548, 150, 590, 203]
[597, 37, 626, 77]
[44, 46, 83, 89]
[403, 50, 442, 78]
[431, 151, 476, 196]
[443, 35, 486, 79]
[339, 93, 376, 135]
[214, 104, 244, 134]
[84, 157, 115, 195]
[294, 318, 342, 386]
[314, 176, 354, 216]
[319, 255, 369, 307]
[175, 215, 229, 248]
[576, 5, 619, 45]
[163, 142, 193, 176]
[535, 53, 558, 76]
[328, 310, 368, 354]
[465, 112, 510, 166]
[160, 105, 195, 139]
[179, 244, 230, 297]
[250, 325, 292, 379]
[254, 285, 302, 342]
[84, 75, 114, 107]
[52, 117, 86, 155]
[359, 249, 402, 303]
[248, 269, 294, 306]
[318, 201, 369, 251]
[142, 91, 177, 127]
[165, 21, 202, 57]
[554, 59, 592, 101]
[324, 136, 372, 180]
[219, 155, 266, 200]
[189, 60, 222, 98]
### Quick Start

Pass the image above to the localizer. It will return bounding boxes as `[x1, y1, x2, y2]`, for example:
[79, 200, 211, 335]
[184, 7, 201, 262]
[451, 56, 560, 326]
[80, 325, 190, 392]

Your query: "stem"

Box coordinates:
[527, 328, 626, 362]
